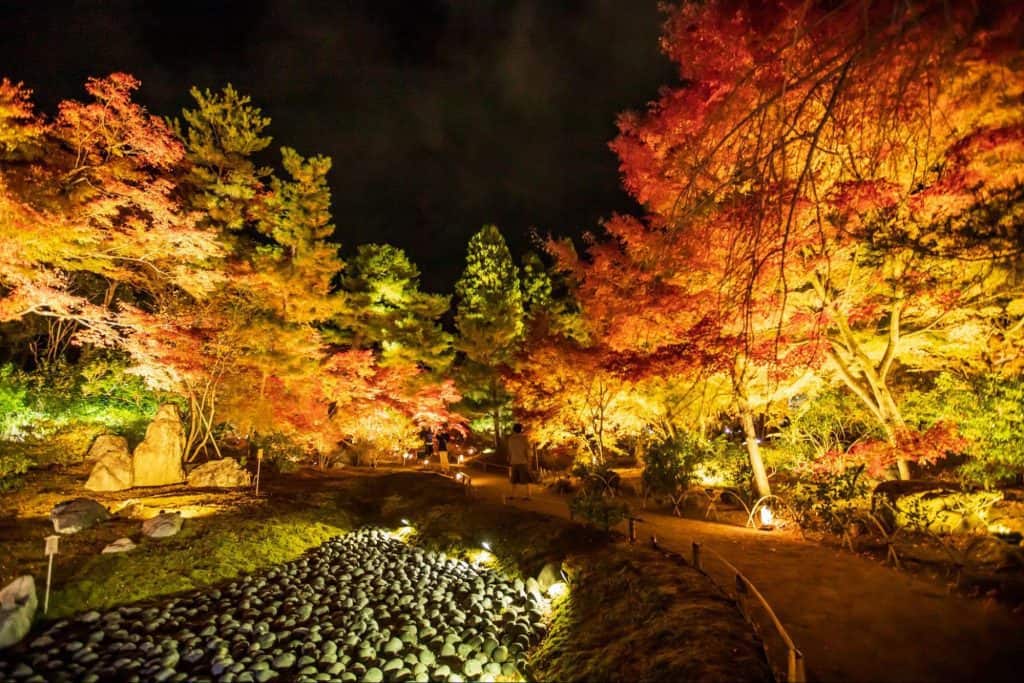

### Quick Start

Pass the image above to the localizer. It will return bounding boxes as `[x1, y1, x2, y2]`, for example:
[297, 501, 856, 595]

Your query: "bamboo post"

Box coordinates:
[691, 542, 702, 571]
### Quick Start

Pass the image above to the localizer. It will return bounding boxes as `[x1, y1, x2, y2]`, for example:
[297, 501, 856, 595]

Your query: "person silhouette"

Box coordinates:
[506, 423, 531, 500]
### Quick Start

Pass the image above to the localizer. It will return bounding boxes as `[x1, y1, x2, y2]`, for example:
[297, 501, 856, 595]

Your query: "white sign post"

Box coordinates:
[44, 534, 59, 614]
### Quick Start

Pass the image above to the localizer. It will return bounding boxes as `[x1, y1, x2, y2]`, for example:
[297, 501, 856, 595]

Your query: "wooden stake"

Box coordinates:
[255, 448, 263, 496]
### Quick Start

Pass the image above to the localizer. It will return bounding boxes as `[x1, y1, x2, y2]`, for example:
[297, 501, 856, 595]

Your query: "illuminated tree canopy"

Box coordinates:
[1, 0, 1023, 491]
[0, 76, 461, 466]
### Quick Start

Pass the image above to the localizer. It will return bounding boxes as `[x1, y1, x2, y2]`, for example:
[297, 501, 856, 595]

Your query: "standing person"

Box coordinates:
[506, 423, 531, 500]
[435, 428, 450, 474]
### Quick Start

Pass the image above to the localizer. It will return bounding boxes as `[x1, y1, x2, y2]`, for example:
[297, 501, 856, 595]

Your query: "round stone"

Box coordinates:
[272, 653, 296, 669]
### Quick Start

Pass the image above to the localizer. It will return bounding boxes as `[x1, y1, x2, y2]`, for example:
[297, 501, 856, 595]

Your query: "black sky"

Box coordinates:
[0, 0, 672, 292]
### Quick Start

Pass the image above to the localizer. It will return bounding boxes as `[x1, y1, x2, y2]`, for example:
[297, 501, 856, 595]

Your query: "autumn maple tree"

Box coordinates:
[569, 0, 1024, 485]
[0, 75, 464, 468]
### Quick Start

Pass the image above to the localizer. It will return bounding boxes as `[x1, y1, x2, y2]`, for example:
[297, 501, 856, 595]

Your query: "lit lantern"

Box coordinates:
[758, 505, 775, 530]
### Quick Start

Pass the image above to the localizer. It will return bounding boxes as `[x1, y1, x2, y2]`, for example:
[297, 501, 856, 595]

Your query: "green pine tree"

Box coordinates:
[454, 225, 525, 448]
[337, 243, 453, 373]
[175, 85, 272, 233]
[521, 251, 554, 318]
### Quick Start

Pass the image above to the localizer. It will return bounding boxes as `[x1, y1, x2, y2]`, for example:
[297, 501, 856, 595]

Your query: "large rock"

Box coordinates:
[142, 511, 183, 538]
[102, 538, 137, 554]
[187, 459, 251, 489]
[85, 434, 128, 461]
[0, 576, 37, 649]
[50, 498, 110, 534]
[880, 484, 1003, 535]
[132, 404, 186, 487]
[988, 500, 1024, 539]
[536, 562, 563, 593]
[84, 436, 133, 492]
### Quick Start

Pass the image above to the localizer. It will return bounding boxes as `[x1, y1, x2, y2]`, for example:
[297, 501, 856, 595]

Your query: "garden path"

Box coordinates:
[466, 471, 1024, 683]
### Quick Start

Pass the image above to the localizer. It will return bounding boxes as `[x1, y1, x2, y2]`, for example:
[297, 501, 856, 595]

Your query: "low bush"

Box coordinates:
[785, 465, 870, 533]
[569, 489, 630, 531]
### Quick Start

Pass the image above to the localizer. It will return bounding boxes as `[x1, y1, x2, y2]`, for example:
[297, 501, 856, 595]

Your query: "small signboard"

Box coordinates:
[44, 534, 59, 613]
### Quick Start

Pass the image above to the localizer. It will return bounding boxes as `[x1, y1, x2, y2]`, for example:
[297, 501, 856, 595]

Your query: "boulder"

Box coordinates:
[142, 511, 183, 538]
[86, 434, 129, 461]
[891, 488, 1002, 535]
[536, 562, 562, 593]
[102, 538, 137, 554]
[988, 500, 1024, 539]
[50, 498, 111, 534]
[0, 575, 37, 649]
[132, 404, 186, 487]
[84, 437, 133, 492]
[187, 459, 251, 489]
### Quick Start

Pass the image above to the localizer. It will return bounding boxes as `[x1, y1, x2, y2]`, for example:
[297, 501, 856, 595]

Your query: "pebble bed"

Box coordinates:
[0, 529, 548, 682]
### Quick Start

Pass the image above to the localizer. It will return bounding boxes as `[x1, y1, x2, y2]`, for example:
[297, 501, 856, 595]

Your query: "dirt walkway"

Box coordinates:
[466, 470, 1024, 683]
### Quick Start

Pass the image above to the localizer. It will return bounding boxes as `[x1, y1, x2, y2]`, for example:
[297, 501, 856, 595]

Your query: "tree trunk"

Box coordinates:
[829, 348, 912, 480]
[825, 296, 913, 480]
[740, 407, 772, 498]
[492, 405, 502, 452]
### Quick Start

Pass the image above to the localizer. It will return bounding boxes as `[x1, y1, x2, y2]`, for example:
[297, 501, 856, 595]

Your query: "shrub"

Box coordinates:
[572, 462, 620, 495]
[570, 490, 630, 531]
[641, 432, 719, 514]
[905, 373, 1024, 488]
[776, 387, 882, 467]
[252, 432, 305, 473]
[785, 465, 870, 533]
[692, 437, 753, 497]
[0, 443, 33, 491]
[0, 363, 35, 440]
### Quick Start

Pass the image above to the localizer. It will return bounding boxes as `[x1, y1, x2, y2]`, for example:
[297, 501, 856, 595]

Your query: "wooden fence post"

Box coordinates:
[787, 649, 807, 683]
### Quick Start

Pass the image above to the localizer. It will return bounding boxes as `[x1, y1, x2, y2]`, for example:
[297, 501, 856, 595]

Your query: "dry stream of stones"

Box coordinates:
[0, 528, 549, 682]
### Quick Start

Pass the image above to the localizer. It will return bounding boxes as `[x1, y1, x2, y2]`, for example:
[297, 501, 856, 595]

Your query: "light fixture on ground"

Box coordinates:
[470, 541, 496, 567]
[547, 581, 567, 599]
[389, 520, 415, 541]
[758, 505, 775, 531]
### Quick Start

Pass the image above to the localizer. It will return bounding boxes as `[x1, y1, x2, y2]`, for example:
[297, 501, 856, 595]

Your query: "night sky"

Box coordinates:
[0, 0, 672, 292]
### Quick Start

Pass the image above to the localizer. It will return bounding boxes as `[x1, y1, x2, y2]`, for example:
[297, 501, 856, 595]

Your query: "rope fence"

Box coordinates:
[466, 458, 510, 474]
[427, 460, 806, 682]
[650, 533, 806, 683]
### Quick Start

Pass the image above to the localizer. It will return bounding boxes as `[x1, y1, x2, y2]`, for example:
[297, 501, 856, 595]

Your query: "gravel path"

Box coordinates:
[468, 470, 1024, 683]
[0, 528, 546, 683]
